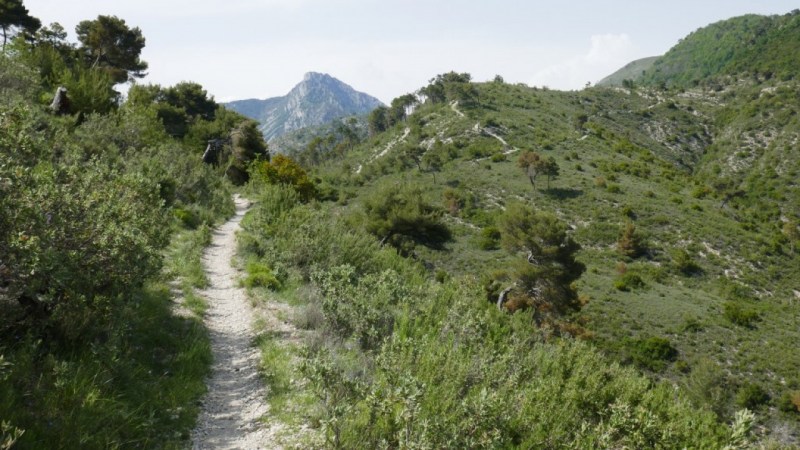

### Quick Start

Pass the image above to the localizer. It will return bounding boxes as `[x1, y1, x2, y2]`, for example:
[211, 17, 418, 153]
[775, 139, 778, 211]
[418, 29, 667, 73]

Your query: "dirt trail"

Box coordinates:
[191, 195, 269, 450]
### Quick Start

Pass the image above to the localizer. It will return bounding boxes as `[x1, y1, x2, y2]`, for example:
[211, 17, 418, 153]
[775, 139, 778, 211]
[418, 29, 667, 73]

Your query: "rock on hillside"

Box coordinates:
[224, 72, 383, 141]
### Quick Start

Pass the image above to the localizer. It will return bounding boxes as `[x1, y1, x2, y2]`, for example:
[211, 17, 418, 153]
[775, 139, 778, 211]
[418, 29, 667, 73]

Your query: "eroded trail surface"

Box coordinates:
[192, 196, 269, 449]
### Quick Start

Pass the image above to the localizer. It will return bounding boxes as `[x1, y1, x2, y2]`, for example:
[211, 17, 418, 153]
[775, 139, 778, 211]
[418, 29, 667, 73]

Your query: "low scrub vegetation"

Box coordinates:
[239, 184, 742, 448]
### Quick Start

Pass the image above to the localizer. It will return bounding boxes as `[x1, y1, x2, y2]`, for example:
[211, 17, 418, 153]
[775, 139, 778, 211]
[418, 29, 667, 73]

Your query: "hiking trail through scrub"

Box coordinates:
[191, 195, 270, 450]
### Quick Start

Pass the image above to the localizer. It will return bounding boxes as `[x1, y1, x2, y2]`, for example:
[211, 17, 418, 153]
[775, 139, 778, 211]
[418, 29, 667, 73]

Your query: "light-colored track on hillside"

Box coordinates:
[191, 195, 270, 450]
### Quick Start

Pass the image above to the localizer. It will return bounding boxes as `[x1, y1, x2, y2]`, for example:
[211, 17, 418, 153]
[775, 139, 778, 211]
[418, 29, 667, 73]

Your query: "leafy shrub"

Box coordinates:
[243, 261, 281, 290]
[251, 154, 317, 201]
[735, 383, 769, 409]
[627, 336, 678, 371]
[722, 302, 759, 327]
[364, 182, 451, 254]
[671, 248, 702, 275]
[615, 272, 645, 291]
[313, 265, 409, 350]
[617, 221, 645, 258]
[174, 207, 201, 229]
[477, 226, 501, 250]
[434, 269, 449, 283]
[777, 391, 800, 413]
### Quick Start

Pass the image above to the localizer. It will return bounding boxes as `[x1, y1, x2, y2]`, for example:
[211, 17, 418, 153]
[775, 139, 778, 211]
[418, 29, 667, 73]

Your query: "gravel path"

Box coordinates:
[191, 195, 269, 449]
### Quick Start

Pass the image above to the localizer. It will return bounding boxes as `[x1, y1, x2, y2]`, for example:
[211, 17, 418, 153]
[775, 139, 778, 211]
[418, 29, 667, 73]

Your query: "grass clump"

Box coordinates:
[165, 225, 213, 289]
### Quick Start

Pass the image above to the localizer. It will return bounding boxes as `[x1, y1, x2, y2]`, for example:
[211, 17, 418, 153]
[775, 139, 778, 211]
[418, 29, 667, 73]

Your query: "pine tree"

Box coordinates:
[0, 0, 41, 51]
[497, 204, 585, 325]
[617, 221, 645, 258]
[75, 15, 147, 83]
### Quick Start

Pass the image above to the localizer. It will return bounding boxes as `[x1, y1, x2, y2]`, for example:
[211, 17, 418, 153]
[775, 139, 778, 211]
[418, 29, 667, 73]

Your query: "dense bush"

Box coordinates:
[722, 301, 760, 327]
[617, 221, 645, 258]
[243, 261, 281, 290]
[250, 154, 316, 201]
[615, 272, 645, 291]
[1, 24, 234, 446]
[626, 336, 678, 371]
[363, 182, 451, 255]
[671, 248, 703, 275]
[735, 383, 769, 410]
[476, 225, 501, 250]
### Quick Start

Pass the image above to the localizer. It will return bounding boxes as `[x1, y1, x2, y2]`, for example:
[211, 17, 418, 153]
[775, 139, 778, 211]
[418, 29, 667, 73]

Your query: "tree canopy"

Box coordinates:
[497, 204, 585, 326]
[420, 71, 473, 104]
[517, 150, 558, 190]
[0, 0, 40, 51]
[363, 183, 451, 255]
[75, 15, 147, 84]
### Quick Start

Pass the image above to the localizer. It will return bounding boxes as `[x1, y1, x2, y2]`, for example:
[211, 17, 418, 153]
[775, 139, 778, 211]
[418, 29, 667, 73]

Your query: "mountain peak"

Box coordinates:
[225, 74, 383, 141]
[302, 71, 330, 82]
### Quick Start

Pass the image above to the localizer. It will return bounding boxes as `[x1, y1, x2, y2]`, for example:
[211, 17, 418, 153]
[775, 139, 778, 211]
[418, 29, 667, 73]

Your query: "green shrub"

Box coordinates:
[617, 222, 645, 258]
[490, 152, 507, 162]
[777, 391, 800, 413]
[722, 302, 759, 327]
[615, 272, 645, 291]
[243, 261, 281, 290]
[671, 249, 702, 275]
[434, 269, 449, 283]
[363, 182, 451, 255]
[627, 336, 678, 371]
[477, 225, 501, 250]
[174, 207, 201, 229]
[735, 383, 769, 409]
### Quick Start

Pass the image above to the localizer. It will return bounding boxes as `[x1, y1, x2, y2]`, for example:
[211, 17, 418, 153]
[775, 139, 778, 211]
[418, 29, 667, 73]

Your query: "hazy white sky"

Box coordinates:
[22, 1, 800, 103]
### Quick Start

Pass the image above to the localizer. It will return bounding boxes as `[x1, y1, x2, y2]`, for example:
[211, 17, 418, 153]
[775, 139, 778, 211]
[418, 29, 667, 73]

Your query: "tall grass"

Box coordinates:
[0, 219, 219, 448]
[0, 284, 210, 448]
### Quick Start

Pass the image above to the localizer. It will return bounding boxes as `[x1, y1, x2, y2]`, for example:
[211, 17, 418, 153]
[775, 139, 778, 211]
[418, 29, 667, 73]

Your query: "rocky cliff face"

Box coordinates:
[224, 72, 383, 141]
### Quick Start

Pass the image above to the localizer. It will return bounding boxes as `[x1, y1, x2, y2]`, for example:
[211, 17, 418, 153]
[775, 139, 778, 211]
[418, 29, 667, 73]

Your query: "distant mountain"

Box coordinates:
[596, 56, 659, 87]
[224, 72, 384, 141]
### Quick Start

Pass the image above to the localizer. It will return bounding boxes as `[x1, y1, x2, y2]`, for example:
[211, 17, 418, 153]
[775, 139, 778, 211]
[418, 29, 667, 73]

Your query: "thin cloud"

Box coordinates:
[530, 33, 639, 89]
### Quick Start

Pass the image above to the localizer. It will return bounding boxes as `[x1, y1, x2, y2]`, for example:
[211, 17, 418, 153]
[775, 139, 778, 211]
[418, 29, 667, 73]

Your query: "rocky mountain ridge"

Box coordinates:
[224, 72, 383, 141]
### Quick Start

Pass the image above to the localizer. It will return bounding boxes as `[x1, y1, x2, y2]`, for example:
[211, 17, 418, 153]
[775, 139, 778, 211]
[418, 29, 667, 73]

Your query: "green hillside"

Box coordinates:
[597, 56, 659, 87]
[257, 71, 800, 445]
[641, 10, 800, 87]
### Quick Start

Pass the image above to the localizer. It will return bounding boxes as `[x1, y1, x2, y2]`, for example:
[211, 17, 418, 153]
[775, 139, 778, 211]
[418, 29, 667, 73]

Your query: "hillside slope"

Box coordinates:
[640, 10, 800, 87]
[306, 75, 800, 442]
[597, 56, 659, 86]
[225, 72, 383, 141]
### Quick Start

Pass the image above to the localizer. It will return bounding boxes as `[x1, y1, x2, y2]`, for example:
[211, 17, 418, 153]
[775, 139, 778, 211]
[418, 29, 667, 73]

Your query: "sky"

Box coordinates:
[22, 1, 800, 104]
